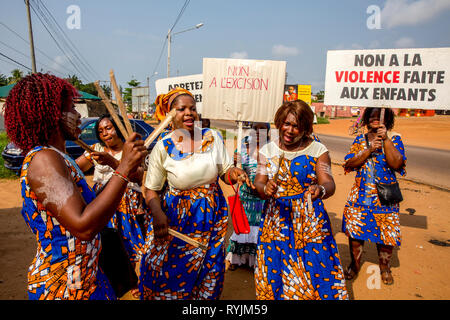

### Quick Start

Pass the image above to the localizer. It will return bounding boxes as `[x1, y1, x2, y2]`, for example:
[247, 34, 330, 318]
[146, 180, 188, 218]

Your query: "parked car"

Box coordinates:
[1, 117, 157, 175]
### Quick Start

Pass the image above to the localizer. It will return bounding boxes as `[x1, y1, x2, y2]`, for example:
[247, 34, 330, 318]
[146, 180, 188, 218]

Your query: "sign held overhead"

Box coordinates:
[324, 48, 450, 110]
[155, 74, 203, 114]
[202, 58, 286, 122]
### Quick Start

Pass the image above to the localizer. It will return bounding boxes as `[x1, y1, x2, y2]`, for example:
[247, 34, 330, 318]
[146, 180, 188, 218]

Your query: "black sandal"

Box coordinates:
[344, 265, 359, 280]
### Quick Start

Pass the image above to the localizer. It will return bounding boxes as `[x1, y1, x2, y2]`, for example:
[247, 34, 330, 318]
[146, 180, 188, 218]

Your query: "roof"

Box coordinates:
[0, 83, 101, 100]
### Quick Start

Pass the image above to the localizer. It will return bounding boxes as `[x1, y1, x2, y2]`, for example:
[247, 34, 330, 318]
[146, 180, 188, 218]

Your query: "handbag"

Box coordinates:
[364, 134, 403, 206]
[96, 184, 138, 298]
[227, 172, 250, 235]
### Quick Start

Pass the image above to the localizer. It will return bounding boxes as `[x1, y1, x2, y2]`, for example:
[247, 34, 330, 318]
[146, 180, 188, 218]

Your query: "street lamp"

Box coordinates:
[147, 71, 158, 104]
[167, 23, 204, 77]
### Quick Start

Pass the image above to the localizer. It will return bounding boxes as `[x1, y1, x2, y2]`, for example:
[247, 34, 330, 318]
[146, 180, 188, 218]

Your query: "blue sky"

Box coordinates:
[1, 0, 450, 99]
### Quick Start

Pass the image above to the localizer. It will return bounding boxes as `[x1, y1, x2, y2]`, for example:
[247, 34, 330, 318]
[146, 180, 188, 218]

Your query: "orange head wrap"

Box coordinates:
[154, 87, 194, 121]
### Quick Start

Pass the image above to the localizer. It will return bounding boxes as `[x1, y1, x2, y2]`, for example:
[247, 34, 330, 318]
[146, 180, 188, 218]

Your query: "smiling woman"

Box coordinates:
[3, 73, 147, 300]
[253, 99, 348, 300]
[139, 87, 253, 300]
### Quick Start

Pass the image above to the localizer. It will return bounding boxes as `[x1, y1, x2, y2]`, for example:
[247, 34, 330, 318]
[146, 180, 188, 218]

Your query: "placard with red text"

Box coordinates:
[202, 58, 286, 122]
[324, 48, 450, 110]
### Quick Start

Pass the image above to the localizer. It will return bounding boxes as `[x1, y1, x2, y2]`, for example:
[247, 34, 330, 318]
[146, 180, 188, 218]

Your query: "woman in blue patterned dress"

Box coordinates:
[76, 115, 148, 267]
[226, 122, 270, 270]
[342, 107, 406, 285]
[139, 88, 253, 300]
[3, 73, 147, 300]
[253, 100, 348, 300]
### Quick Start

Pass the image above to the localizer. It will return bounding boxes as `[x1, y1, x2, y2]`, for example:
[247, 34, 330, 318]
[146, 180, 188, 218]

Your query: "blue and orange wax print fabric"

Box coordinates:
[255, 141, 348, 300]
[342, 133, 407, 247]
[139, 128, 232, 300]
[20, 146, 115, 300]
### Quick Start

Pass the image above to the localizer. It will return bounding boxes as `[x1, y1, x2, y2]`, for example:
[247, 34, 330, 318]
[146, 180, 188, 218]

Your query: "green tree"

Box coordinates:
[0, 73, 8, 86]
[314, 90, 325, 102]
[123, 79, 140, 113]
[8, 69, 24, 84]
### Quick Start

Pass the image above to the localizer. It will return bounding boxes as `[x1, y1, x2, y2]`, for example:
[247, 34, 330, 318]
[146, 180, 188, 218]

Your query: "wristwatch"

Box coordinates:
[319, 185, 326, 199]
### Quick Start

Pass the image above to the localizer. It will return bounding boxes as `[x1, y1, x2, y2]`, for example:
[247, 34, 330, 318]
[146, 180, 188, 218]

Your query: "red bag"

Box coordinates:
[227, 173, 250, 235]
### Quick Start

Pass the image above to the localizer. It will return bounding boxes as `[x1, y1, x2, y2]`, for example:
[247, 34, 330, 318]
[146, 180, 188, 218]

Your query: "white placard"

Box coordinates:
[155, 74, 203, 114]
[202, 58, 286, 122]
[324, 48, 450, 110]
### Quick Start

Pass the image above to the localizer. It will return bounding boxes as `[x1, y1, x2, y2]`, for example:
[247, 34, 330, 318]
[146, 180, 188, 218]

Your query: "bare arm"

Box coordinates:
[306, 152, 335, 201]
[75, 154, 93, 173]
[144, 187, 169, 241]
[29, 133, 147, 241]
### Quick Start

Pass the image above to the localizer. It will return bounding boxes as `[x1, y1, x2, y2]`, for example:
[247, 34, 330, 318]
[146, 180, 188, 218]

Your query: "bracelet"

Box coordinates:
[113, 170, 129, 184]
[319, 185, 326, 199]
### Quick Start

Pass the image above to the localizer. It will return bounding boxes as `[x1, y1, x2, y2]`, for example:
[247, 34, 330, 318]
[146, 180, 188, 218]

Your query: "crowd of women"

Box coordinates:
[3, 73, 406, 300]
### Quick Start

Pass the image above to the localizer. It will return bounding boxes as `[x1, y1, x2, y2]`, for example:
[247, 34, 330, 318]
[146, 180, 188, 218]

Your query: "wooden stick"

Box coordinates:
[273, 153, 285, 184]
[75, 139, 95, 153]
[94, 81, 129, 140]
[109, 69, 134, 136]
[307, 192, 313, 214]
[380, 107, 386, 125]
[144, 108, 176, 148]
[168, 228, 208, 250]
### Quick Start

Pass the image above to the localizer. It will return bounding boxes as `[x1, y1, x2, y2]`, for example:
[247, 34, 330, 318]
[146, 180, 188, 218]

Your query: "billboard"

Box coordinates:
[324, 48, 450, 109]
[131, 86, 149, 113]
[155, 74, 203, 114]
[202, 58, 286, 122]
[283, 84, 298, 102]
[298, 84, 312, 105]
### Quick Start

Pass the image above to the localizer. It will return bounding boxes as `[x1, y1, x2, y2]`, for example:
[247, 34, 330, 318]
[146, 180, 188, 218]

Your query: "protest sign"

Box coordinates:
[324, 48, 450, 109]
[155, 74, 203, 113]
[298, 84, 312, 105]
[202, 58, 286, 122]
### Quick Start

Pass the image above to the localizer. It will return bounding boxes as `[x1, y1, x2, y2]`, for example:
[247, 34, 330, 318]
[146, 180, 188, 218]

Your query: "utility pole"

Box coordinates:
[167, 29, 171, 77]
[25, 0, 37, 73]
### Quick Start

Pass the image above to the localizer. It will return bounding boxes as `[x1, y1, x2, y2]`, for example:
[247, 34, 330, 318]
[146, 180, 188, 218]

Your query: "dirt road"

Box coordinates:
[1, 116, 449, 300]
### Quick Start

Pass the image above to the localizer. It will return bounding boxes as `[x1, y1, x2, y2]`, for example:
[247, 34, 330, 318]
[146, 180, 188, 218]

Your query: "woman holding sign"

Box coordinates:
[139, 87, 253, 300]
[253, 100, 348, 300]
[342, 107, 406, 285]
[4, 73, 147, 300]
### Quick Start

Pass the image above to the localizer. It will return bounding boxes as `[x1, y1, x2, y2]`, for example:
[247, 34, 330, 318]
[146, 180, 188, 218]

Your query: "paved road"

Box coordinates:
[317, 134, 450, 191]
[210, 120, 450, 190]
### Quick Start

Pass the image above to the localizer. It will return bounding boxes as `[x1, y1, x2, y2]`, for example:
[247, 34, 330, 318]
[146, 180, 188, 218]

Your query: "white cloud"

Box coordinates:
[394, 37, 416, 48]
[381, 0, 450, 28]
[51, 55, 68, 72]
[271, 45, 300, 57]
[230, 51, 248, 59]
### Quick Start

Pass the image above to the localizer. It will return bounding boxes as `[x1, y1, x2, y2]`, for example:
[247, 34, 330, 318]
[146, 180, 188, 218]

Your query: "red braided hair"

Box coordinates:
[3, 73, 79, 152]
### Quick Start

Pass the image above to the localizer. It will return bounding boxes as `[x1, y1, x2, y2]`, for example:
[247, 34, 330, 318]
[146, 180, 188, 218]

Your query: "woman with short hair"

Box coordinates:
[254, 99, 348, 300]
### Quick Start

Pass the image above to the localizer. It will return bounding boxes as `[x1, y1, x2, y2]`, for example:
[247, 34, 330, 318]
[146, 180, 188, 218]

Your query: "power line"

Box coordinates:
[30, 0, 92, 80]
[0, 39, 67, 77]
[28, 1, 91, 82]
[169, 0, 191, 32]
[0, 21, 78, 75]
[0, 51, 32, 71]
[35, 0, 101, 80]
[150, 0, 191, 77]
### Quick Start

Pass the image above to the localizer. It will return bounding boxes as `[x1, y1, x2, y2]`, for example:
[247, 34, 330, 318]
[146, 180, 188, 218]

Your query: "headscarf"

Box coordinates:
[154, 87, 194, 121]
